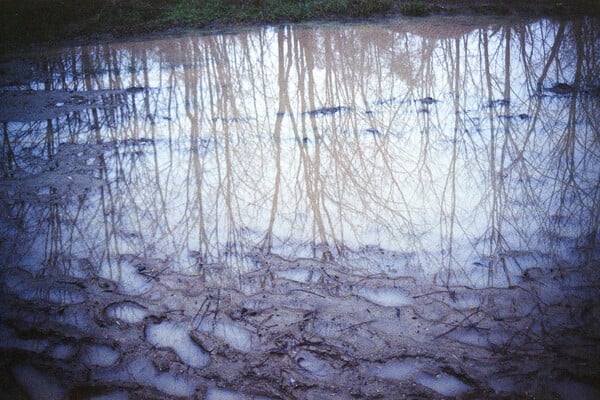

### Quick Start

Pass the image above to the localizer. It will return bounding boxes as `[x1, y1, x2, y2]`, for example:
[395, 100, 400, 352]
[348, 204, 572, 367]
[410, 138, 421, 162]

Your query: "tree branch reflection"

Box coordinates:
[1, 17, 598, 288]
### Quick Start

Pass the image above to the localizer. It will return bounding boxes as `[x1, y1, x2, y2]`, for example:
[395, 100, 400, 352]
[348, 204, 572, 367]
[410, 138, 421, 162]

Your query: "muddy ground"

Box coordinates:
[1, 16, 600, 399]
[1, 0, 599, 57]
[1, 240, 599, 399]
[0, 93, 599, 398]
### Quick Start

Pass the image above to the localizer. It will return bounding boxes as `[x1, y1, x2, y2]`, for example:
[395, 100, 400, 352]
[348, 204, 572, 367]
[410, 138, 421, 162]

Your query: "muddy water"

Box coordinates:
[1, 16, 599, 399]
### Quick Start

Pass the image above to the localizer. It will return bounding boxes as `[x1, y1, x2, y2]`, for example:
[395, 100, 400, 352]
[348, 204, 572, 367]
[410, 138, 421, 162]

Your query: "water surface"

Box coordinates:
[1, 16, 599, 399]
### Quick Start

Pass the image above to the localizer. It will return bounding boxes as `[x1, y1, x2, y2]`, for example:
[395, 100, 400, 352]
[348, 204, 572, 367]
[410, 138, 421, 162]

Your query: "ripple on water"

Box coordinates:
[146, 322, 210, 368]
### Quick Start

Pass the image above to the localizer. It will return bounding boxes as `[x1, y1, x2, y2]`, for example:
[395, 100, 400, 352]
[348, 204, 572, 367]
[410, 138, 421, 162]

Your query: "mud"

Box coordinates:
[1, 15, 600, 400]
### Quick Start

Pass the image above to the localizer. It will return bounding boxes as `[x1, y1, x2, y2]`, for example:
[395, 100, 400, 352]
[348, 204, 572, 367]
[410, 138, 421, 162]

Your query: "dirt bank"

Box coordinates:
[1, 0, 599, 55]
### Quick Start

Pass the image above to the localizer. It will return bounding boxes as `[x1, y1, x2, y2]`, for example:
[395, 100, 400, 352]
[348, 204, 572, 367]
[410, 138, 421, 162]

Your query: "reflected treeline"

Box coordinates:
[1, 17, 599, 286]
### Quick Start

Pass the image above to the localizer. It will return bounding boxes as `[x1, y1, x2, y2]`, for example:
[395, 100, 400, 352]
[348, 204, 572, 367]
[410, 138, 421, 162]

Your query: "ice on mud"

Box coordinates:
[146, 321, 210, 368]
[357, 287, 413, 307]
[415, 371, 472, 396]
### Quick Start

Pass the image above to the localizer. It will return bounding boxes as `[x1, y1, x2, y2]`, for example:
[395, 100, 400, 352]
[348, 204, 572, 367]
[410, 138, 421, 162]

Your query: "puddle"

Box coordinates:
[1, 14, 599, 400]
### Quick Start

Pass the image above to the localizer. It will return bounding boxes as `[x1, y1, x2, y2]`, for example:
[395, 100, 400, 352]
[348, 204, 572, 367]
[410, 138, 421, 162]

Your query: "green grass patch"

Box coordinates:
[166, 0, 393, 25]
[470, 4, 510, 15]
[1, 0, 599, 51]
[400, 2, 430, 16]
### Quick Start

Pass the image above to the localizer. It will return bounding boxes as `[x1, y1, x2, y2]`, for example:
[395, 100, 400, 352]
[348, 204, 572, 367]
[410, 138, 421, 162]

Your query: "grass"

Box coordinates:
[166, 0, 395, 25]
[400, 2, 430, 16]
[1, 0, 599, 51]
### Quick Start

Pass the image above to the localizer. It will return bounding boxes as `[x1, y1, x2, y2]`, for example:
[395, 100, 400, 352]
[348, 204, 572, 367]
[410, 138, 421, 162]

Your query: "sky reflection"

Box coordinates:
[1, 16, 599, 288]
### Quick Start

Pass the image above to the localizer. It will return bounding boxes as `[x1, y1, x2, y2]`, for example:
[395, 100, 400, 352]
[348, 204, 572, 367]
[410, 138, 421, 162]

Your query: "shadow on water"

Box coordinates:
[1, 15, 599, 399]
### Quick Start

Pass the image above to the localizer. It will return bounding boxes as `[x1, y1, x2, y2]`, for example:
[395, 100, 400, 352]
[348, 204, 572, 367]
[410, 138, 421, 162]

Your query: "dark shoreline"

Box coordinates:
[1, 0, 599, 54]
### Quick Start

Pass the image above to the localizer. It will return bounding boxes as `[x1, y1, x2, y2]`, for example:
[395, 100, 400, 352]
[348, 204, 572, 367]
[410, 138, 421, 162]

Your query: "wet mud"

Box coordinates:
[1, 15, 600, 400]
[2, 250, 599, 399]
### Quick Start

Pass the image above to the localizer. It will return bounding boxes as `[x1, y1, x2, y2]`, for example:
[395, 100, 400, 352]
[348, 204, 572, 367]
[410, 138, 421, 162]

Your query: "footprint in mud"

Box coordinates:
[370, 359, 423, 381]
[357, 287, 413, 307]
[368, 359, 472, 397]
[206, 387, 276, 400]
[105, 301, 148, 324]
[146, 321, 209, 368]
[195, 319, 255, 352]
[87, 392, 128, 400]
[414, 371, 472, 397]
[0, 324, 49, 354]
[296, 350, 335, 380]
[95, 357, 197, 397]
[81, 344, 120, 367]
[98, 260, 153, 295]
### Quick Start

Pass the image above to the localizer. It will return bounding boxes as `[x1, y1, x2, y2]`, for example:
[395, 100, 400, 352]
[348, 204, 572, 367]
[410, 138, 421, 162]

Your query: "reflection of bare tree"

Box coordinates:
[2, 17, 599, 287]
